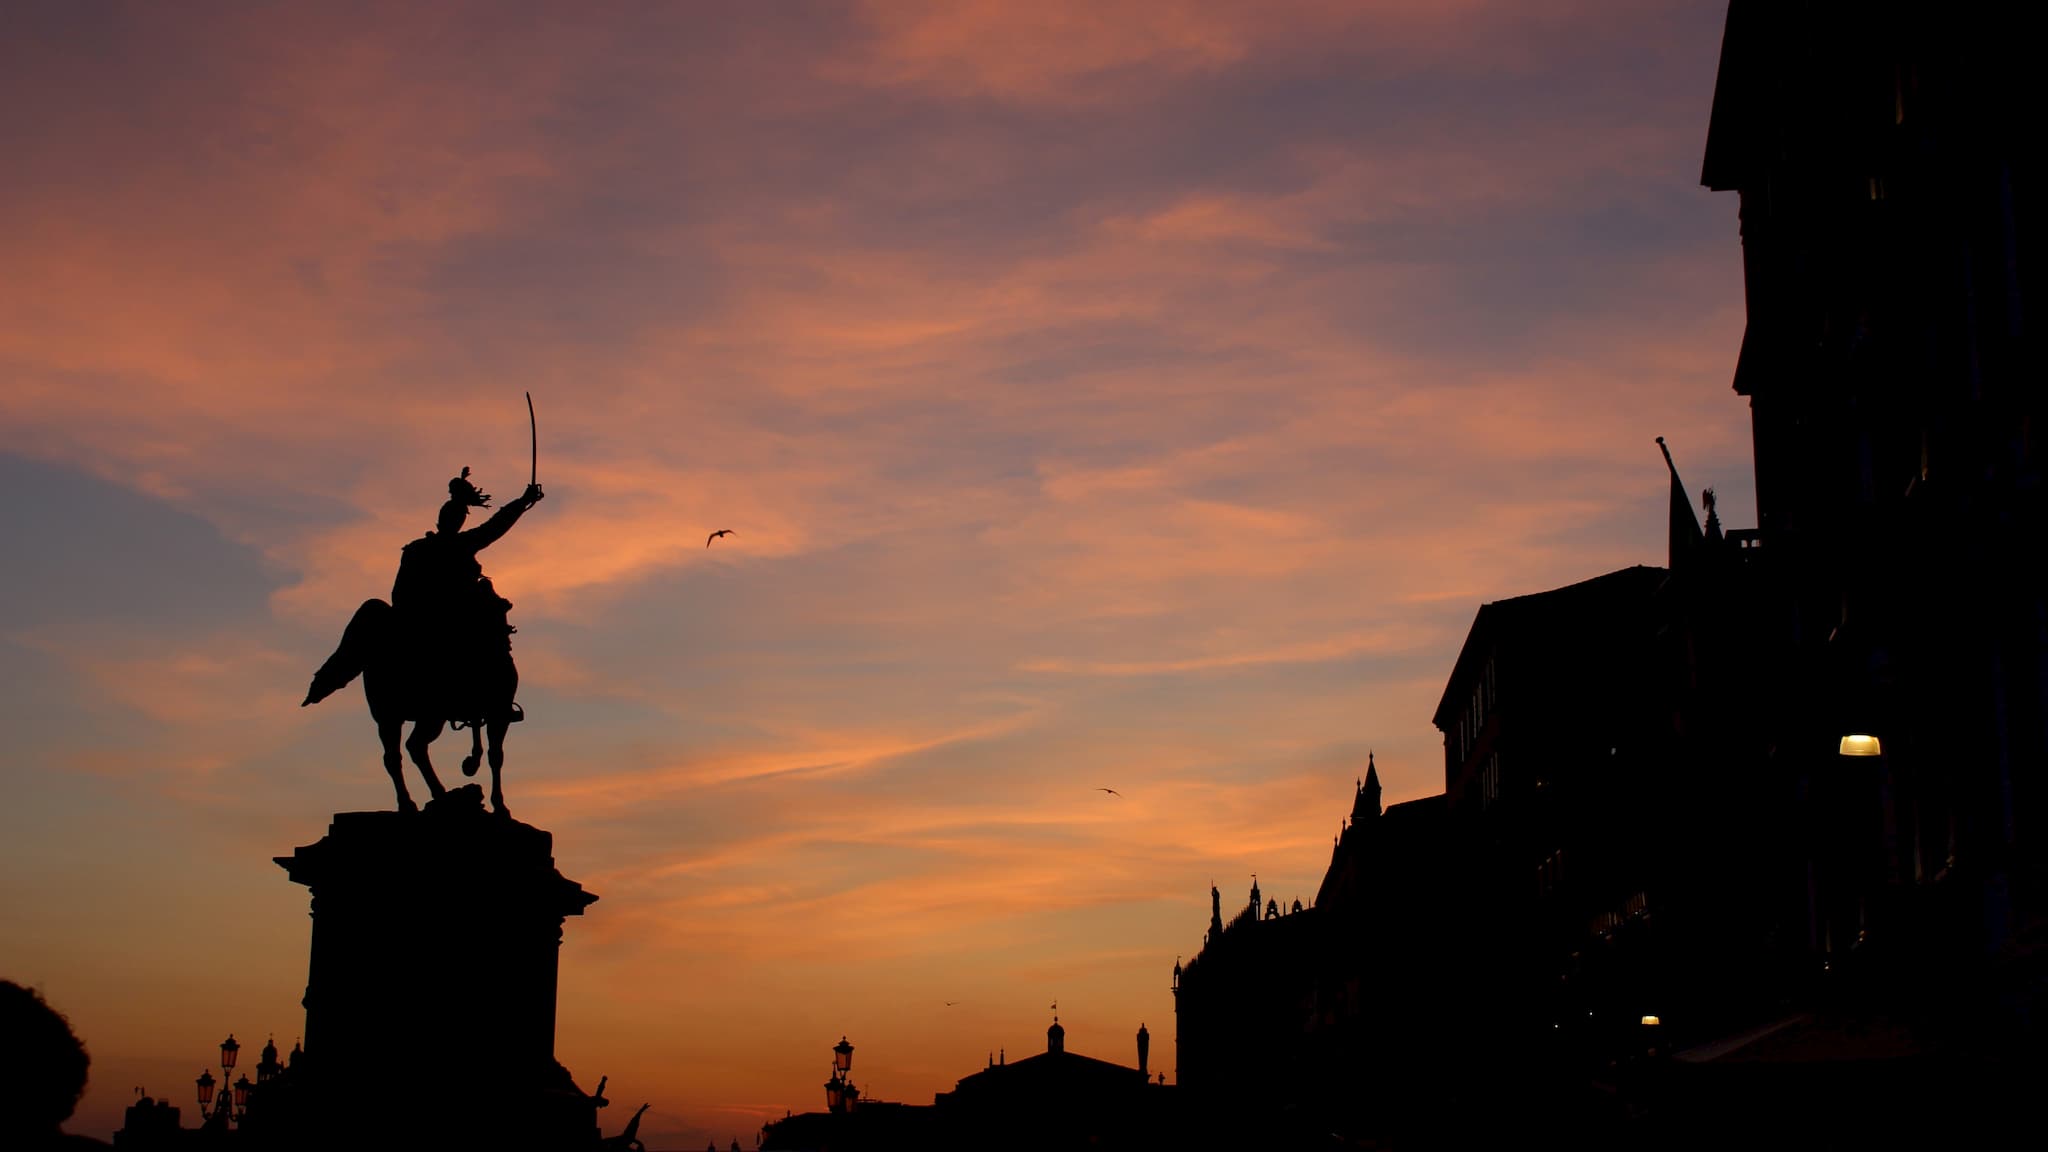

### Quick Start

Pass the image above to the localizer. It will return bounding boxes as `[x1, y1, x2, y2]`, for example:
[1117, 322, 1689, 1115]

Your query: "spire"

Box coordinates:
[1658, 437, 1704, 571]
[1353, 752, 1383, 821]
[1702, 487, 1724, 543]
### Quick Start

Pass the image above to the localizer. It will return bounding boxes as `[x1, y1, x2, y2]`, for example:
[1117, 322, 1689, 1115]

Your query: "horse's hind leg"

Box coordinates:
[404, 718, 450, 801]
[380, 719, 417, 813]
[486, 714, 511, 818]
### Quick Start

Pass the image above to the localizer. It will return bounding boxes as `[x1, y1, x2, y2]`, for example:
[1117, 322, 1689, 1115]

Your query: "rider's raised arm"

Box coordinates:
[459, 484, 544, 554]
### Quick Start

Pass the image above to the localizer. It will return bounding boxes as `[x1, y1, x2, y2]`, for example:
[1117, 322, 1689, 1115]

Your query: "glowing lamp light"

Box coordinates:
[1839, 734, 1883, 757]
[1640, 1015, 1662, 1027]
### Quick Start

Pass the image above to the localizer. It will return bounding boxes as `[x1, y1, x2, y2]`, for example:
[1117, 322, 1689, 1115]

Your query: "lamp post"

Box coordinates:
[195, 1034, 250, 1133]
[824, 1037, 859, 1114]
[1640, 1015, 1663, 1058]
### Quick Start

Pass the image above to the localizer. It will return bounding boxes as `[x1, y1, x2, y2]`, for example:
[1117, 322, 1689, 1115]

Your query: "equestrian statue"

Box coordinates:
[302, 396, 546, 817]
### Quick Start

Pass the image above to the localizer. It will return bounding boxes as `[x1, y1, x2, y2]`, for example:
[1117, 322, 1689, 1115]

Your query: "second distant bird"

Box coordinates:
[706, 529, 735, 547]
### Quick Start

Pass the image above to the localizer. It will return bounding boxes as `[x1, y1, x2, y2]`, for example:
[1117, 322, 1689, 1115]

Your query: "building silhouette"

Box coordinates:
[1174, 767, 1455, 1145]
[110, 1093, 181, 1149]
[761, 1017, 1176, 1152]
[1703, 0, 2045, 1034]
[1174, 3, 2045, 1145]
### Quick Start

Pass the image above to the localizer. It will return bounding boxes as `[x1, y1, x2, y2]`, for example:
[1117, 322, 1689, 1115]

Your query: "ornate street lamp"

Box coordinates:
[825, 1037, 858, 1114]
[196, 1032, 259, 1130]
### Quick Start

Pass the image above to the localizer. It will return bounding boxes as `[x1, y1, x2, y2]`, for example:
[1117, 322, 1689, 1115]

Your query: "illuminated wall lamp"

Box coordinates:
[1839, 734, 1883, 757]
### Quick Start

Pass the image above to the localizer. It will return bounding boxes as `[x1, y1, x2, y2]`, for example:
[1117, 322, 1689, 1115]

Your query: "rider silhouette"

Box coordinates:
[392, 469, 543, 711]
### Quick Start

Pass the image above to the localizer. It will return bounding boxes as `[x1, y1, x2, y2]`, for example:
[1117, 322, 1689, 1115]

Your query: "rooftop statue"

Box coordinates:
[602, 1103, 650, 1151]
[302, 395, 545, 817]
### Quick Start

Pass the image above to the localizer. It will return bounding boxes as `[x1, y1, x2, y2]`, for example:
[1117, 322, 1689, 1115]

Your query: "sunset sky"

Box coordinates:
[2, 2, 1754, 1145]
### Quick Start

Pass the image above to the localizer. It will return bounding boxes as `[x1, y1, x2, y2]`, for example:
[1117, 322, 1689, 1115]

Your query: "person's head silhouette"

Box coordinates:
[436, 468, 493, 535]
[1, 980, 110, 1148]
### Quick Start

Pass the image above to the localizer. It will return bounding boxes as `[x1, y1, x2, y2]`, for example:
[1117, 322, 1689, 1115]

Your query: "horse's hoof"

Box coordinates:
[462, 755, 481, 778]
[398, 798, 419, 814]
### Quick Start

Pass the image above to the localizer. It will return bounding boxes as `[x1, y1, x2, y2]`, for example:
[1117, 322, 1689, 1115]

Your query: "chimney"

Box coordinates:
[1137, 1023, 1150, 1077]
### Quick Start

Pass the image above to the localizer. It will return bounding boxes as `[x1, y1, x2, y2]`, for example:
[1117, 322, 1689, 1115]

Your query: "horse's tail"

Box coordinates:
[302, 599, 392, 706]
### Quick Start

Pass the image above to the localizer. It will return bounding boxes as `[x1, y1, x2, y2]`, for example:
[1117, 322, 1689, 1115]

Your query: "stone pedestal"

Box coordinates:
[271, 785, 599, 1149]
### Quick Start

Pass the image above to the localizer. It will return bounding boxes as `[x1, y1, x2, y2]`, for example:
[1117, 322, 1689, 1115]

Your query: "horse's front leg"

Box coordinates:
[486, 713, 511, 818]
[462, 723, 484, 778]
[379, 719, 417, 812]
[404, 718, 450, 800]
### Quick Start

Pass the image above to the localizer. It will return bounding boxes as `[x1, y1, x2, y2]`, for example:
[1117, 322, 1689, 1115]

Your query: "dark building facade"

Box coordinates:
[1173, 503, 1773, 1145]
[1174, 4, 2046, 1145]
[1172, 765, 1465, 1147]
[1702, 0, 2046, 1048]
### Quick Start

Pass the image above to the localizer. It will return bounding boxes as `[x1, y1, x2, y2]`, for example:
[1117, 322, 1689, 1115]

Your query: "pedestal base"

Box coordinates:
[267, 785, 601, 1149]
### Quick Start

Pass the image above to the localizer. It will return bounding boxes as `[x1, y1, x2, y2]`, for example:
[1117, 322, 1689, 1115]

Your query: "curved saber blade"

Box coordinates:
[526, 391, 537, 486]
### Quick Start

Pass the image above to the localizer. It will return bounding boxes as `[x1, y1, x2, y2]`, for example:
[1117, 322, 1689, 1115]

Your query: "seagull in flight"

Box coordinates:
[1096, 787, 1121, 797]
[706, 529, 735, 547]
[944, 1001, 960, 1006]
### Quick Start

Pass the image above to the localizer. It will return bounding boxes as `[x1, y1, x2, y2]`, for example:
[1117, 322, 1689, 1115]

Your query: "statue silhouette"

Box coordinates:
[601, 1103, 650, 1151]
[303, 469, 543, 816]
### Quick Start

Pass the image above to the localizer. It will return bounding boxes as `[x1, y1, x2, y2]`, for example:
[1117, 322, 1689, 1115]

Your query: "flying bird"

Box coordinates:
[1096, 787, 1121, 797]
[944, 1001, 960, 1007]
[706, 529, 735, 547]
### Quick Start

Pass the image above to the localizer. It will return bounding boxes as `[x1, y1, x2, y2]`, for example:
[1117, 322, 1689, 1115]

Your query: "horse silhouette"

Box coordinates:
[302, 585, 522, 817]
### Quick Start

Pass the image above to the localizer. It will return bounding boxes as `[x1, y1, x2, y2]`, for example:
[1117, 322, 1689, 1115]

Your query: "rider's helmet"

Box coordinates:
[437, 467, 492, 534]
